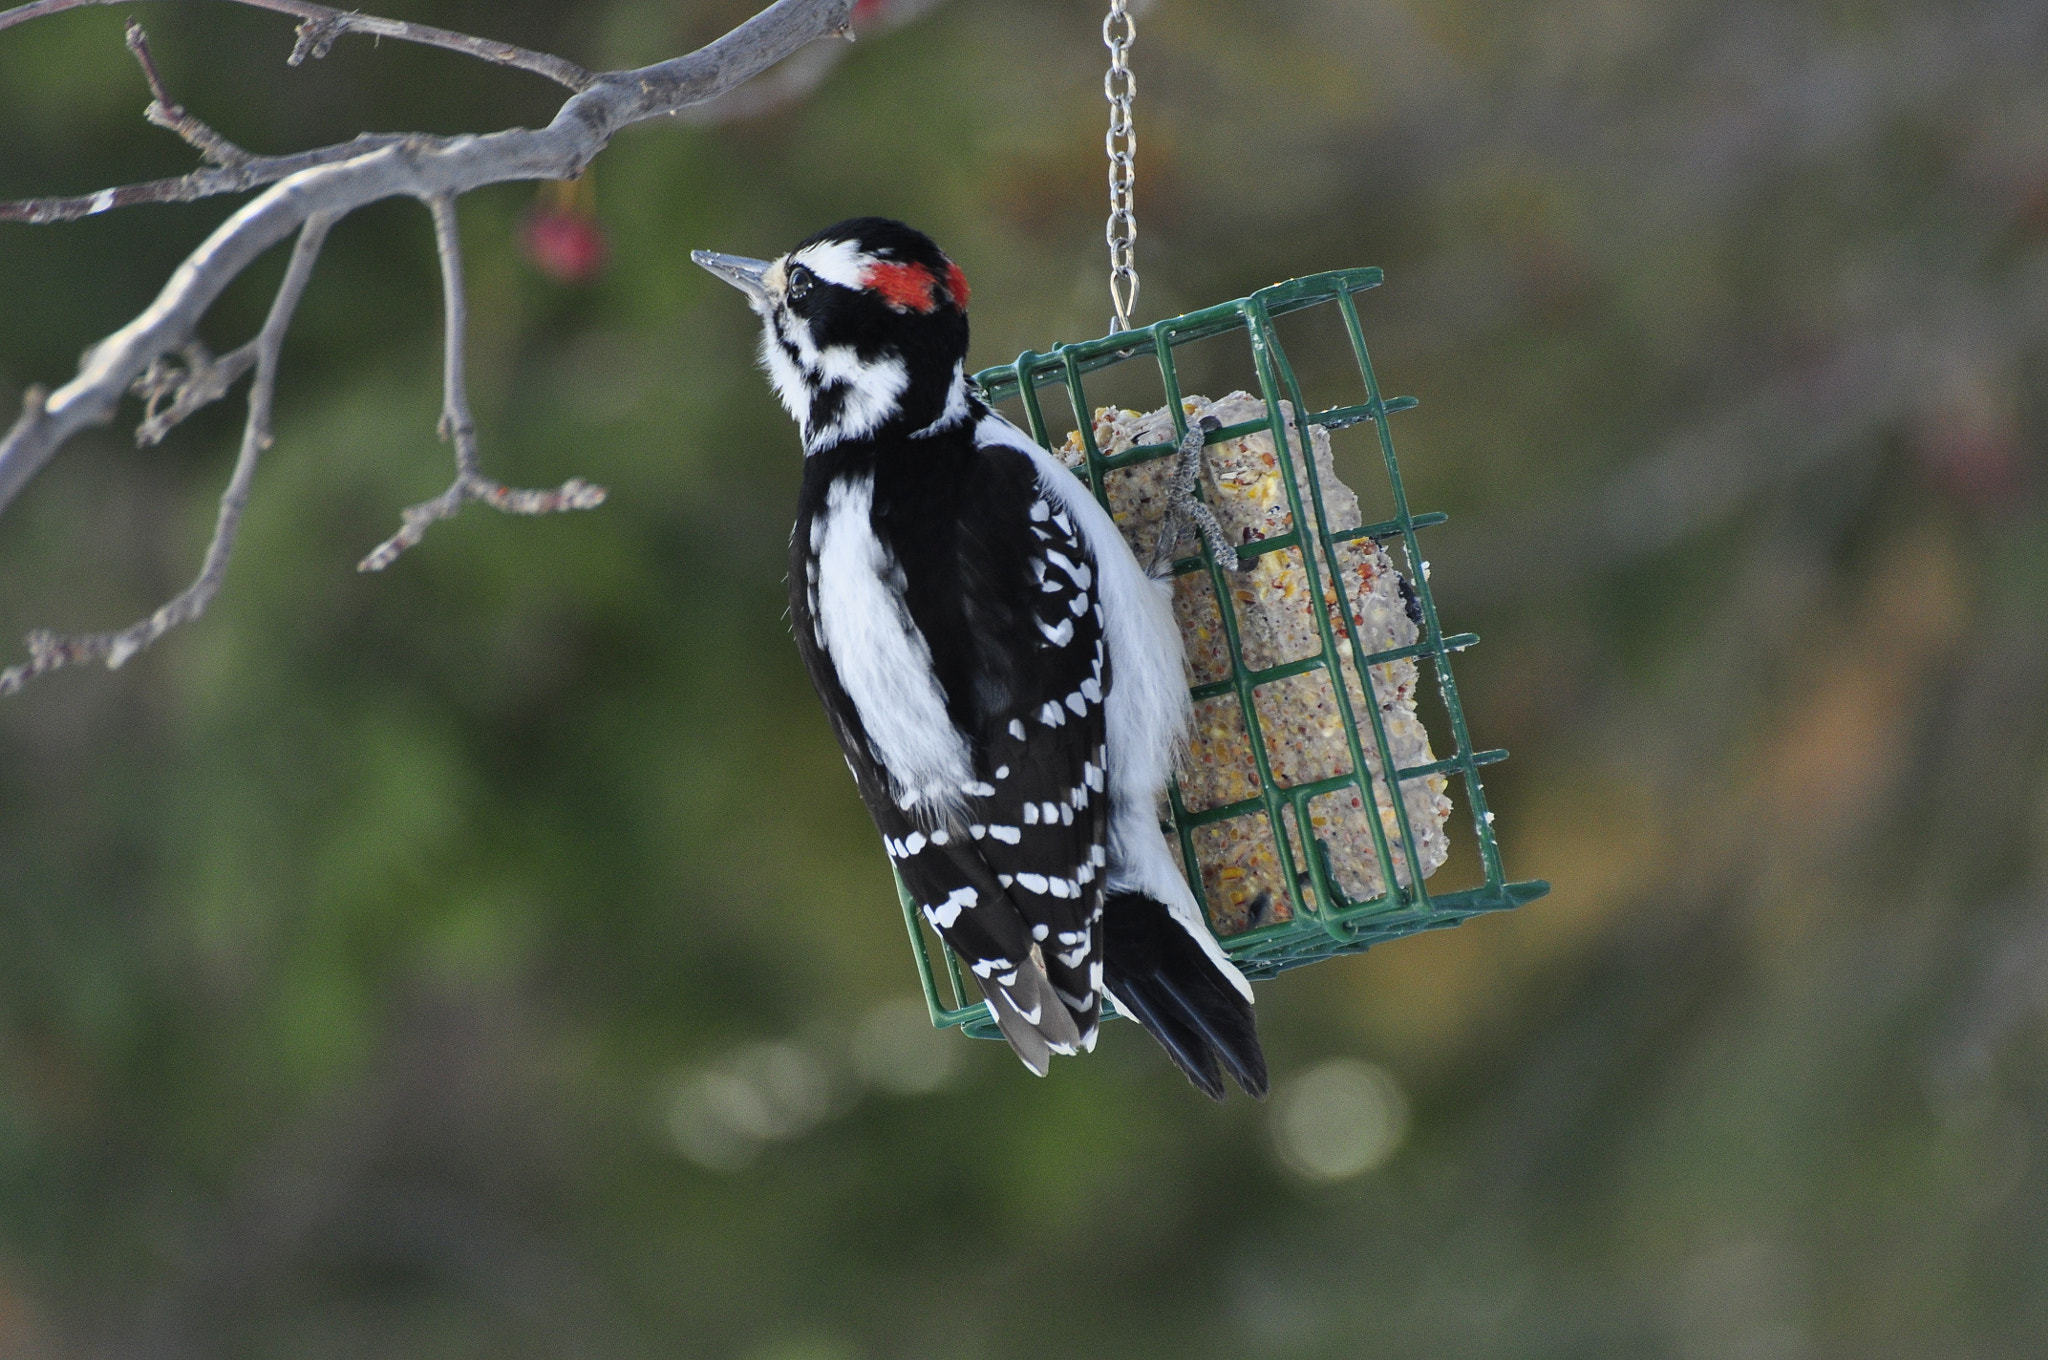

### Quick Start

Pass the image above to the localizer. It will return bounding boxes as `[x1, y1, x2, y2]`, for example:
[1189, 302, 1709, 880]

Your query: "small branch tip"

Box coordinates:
[356, 473, 607, 573]
[125, 19, 252, 166]
[290, 15, 348, 66]
[125, 20, 170, 100]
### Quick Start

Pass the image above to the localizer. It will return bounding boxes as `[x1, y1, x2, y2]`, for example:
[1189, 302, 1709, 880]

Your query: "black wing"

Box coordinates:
[935, 462, 1111, 1050]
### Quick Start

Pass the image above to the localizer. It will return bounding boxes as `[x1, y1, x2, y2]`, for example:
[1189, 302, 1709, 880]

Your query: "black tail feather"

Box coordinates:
[1155, 969, 1268, 1098]
[1106, 974, 1225, 1100]
[1103, 890, 1268, 1100]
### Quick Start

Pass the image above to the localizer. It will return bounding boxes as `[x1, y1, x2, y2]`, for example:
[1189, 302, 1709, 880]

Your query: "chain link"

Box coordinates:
[1103, 0, 1137, 333]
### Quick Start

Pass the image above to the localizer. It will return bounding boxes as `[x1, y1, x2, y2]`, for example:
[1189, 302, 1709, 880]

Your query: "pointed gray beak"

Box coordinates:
[692, 250, 772, 302]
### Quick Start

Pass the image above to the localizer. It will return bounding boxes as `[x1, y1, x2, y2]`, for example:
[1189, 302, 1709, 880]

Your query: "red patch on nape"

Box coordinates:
[863, 260, 939, 313]
[944, 260, 971, 310]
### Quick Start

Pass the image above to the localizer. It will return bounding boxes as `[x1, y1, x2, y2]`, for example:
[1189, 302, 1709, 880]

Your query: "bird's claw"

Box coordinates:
[1147, 415, 1245, 577]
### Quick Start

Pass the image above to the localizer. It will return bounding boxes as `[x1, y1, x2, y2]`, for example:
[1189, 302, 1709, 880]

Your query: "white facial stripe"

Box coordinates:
[813, 474, 972, 816]
[788, 238, 870, 290]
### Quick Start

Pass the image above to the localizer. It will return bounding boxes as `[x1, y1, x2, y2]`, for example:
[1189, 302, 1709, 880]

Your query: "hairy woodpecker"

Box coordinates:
[694, 218, 1266, 1099]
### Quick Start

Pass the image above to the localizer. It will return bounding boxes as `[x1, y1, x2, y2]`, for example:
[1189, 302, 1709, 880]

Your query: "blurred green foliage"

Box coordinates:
[2, 0, 2046, 1356]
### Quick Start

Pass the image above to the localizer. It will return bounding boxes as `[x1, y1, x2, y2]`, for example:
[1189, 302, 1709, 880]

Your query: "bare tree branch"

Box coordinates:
[0, 0, 860, 692]
[0, 0, 901, 226]
[0, 0, 853, 514]
[357, 196, 606, 574]
[674, 0, 948, 125]
[0, 215, 332, 696]
[0, 0, 596, 91]
[0, 135, 414, 225]
[0, 14, 384, 224]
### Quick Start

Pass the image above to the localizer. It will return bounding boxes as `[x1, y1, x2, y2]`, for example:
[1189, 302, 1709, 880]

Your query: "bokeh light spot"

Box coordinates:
[1270, 1058, 1410, 1182]
[662, 1041, 841, 1172]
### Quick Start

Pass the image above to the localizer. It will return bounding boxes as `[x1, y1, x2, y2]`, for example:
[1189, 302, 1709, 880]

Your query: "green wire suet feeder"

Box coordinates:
[899, 267, 1549, 1040]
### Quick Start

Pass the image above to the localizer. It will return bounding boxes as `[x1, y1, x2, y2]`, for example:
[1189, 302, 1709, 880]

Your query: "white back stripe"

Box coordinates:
[813, 474, 972, 815]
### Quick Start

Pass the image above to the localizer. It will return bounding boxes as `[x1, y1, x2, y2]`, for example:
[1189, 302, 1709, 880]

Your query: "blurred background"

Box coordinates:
[2, 0, 2045, 1355]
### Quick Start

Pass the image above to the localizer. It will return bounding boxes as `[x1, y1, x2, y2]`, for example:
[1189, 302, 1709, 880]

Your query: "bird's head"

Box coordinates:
[693, 217, 974, 453]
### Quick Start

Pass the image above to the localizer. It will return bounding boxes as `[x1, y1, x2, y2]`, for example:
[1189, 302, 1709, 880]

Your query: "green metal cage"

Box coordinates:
[899, 266, 1549, 1040]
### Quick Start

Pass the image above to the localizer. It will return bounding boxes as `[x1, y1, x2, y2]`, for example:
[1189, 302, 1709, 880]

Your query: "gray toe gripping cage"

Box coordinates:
[897, 267, 1548, 1041]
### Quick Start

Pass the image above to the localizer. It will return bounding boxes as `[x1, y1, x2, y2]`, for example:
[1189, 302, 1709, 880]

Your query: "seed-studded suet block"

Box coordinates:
[1058, 392, 1453, 937]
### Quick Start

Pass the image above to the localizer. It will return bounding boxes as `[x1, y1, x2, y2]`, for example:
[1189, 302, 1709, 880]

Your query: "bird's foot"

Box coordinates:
[1147, 415, 1246, 577]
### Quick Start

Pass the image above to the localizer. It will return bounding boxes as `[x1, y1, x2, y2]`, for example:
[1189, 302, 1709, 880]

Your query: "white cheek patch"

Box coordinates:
[778, 297, 824, 369]
[753, 243, 932, 453]
[813, 474, 973, 817]
[808, 347, 909, 450]
[759, 305, 909, 452]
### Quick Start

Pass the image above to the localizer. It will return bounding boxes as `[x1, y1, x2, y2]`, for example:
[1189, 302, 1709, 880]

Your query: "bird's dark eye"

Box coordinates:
[786, 265, 814, 301]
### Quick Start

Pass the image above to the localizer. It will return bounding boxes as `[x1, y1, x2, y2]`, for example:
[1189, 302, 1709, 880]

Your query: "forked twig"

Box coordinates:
[357, 197, 607, 573]
[0, 216, 333, 696]
[0, 134, 412, 226]
[132, 341, 259, 446]
[125, 19, 251, 168]
[0, 0, 856, 516]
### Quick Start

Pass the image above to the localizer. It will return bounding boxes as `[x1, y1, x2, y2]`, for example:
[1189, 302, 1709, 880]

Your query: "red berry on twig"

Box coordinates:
[521, 176, 608, 284]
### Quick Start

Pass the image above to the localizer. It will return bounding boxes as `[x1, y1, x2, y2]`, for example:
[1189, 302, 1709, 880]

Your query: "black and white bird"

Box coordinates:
[694, 218, 1265, 1099]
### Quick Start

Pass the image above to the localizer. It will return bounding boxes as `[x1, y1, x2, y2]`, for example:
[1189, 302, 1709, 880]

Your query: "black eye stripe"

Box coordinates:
[786, 264, 815, 299]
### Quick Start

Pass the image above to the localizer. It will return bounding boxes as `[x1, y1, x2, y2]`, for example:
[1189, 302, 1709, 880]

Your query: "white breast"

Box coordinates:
[811, 473, 974, 819]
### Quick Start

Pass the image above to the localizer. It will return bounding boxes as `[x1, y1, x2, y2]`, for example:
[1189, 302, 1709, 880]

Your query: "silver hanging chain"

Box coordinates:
[1103, 0, 1138, 334]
